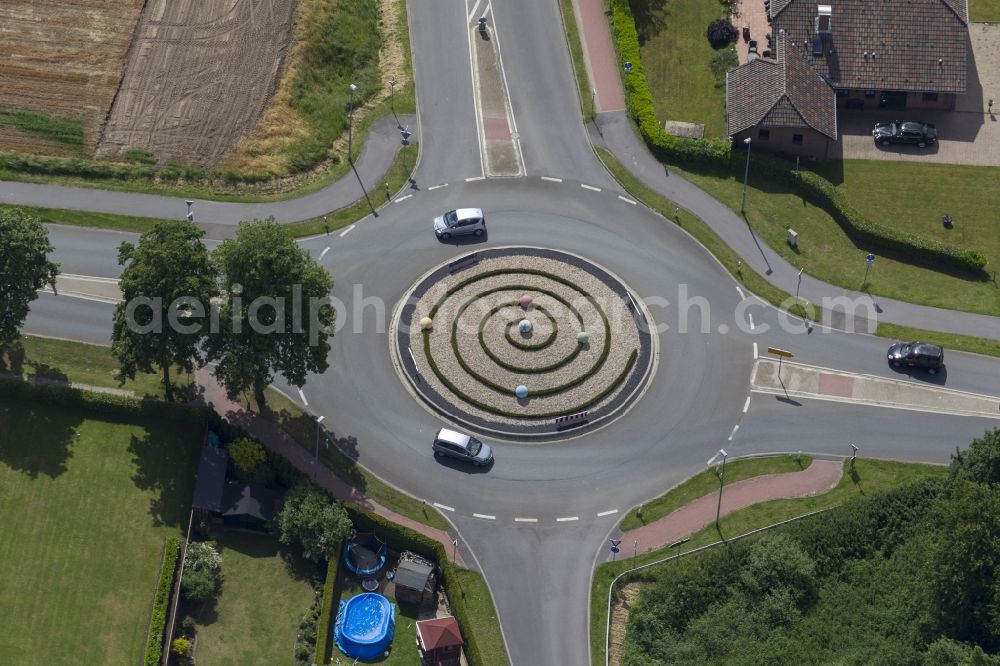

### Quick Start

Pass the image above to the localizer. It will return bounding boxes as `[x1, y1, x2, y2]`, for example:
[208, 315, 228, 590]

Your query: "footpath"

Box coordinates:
[193, 368, 464, 565]
[571, 0, 1000, 340]
[613, 459, 844, 559]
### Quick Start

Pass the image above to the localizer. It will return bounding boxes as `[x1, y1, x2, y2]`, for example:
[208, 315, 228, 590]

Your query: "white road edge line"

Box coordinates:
[618, 195, 637, 205]
[513, 517, 538, 523]
[749, 313, 755, 330]
[556, 516, 579, 522]
[728, 424, 740, 441]
[540, 176, 563, 182]
[472, 513, 496, 520]
[433, 502, 456, 512]
[428, 183, 448, 191]
[395, 194, 413, 202]
[753, 342, 759, 359]
[485, 0, 526, 176]
[597, 509, 619, 517]
[318, 247, 331, 260]
[465, 0, 487, 177]
[297, 389, 308, 406]
[736, 286, 746, 299]
[743, 396, 751, 413]
[338, 224, 355, 237]
[467, 0, 483, 23]
[465, 176, 486, 182]
[581, 183, 601, 192]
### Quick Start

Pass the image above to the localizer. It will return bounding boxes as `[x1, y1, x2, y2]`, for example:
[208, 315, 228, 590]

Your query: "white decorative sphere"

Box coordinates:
[577, 331, 589, 344]
[515, 385, 529, 399]
[518, 319, 532, 334]
[420, 316, 433, 330]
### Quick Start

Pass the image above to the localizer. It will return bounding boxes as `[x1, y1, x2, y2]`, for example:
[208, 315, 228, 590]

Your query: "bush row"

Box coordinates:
[345, 506, 486, 666]
[315, 557, 340, 664]
[606, 0, 987, 273]
[143, 537, 181, 666]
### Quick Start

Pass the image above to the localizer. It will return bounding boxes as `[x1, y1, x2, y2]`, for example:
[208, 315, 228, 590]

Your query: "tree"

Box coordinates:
[0, 208, 59, 346]
[208, 218, 334, 411]
[181, 541, 223, 603]
[949, 428, 1000, 489]
[228, 437, 273, 484]
[111, 221, 217, 401]
[278, 482, 354, 562]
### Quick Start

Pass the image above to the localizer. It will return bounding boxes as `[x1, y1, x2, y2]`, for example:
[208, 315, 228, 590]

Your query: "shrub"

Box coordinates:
[278, 483, 355, 562]
[143, 537, 181, 666]
[228, 437, 272, 484]
[181, 542, 223, 603]
[710, 47, 738, 88]
[707, 19, 738, 48]
[179, 615, 197, 637]
[171, 637, 191, 656]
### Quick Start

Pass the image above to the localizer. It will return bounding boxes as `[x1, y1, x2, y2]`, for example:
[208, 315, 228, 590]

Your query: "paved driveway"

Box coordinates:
[835, 24, 1000, 166]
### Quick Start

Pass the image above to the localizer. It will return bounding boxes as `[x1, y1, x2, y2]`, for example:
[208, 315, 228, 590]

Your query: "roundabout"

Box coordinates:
[392, 246, 656, 438]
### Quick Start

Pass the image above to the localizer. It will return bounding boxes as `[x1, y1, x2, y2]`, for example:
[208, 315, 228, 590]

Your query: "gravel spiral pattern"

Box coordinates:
[393, 248, 655, 438]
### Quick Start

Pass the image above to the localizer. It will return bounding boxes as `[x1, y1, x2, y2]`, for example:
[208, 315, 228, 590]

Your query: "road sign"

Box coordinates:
[766, 347, 794, 358]
[609, 538, 622, 547]
[610, 546, 620, 554]
[866, 253, 875, 265]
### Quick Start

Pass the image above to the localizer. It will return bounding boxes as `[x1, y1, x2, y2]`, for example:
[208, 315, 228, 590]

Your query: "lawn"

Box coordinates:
[191, 531, 318, 666]
[0, 399, 201, 664]
[632, 0, 731, 137]
[0, 335, 193, 399]
[590, 457, 947, 665]
[671, 162, 1000, 317]
[970, 0, 1000, 21]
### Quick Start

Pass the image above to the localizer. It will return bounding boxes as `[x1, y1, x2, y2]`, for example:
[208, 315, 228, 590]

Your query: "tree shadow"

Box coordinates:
[128, 429, 200, 528]
[0, 398, 81, 478]
[848, 462, 863, 494]
[0, 342, 26, 375]
[629, 0, 670, 45]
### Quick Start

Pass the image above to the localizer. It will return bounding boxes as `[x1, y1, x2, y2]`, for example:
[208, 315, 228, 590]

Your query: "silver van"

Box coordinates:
[432, 427, 493, 466]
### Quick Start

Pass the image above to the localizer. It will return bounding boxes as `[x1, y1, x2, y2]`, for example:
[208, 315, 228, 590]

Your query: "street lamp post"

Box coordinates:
[314, 415, 325, 466]
[348, 83, 358, 162]
[740, 137, 752, 214]
[185, 200, 194, 223]
[710, 449, 728, 529]
[796, 267, 803, 300]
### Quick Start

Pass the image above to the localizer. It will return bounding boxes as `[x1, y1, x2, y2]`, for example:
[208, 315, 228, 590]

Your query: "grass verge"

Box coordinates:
[1, 335, 193, 399]
[0, 399, 200, 664]
[0, 203, 165, 234]
[619, 455, 812, 531]
[875, 322, 1000, 358]
[451, 567, 511, 666]
[970, 0, 1000, 21]
[556, 0, 594, 122]
[249, 387, 453, 533]
[589, 457, 947, 665]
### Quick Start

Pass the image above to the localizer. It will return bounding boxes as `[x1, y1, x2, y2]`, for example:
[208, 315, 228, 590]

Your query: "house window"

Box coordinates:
[792, 133, 804, 145]
[758, 129, 770, 140]
[864, 90, 876, 97]
[922, 92, 939, 102]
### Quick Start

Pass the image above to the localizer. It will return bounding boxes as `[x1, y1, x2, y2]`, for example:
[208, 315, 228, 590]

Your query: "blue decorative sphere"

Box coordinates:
[518, 319, 532, 334]
[515, 385, 529, 399]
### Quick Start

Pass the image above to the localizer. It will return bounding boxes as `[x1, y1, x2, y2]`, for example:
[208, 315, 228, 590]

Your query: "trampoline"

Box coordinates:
[343, 533, 387, 576]
[334, 593, 395, 661]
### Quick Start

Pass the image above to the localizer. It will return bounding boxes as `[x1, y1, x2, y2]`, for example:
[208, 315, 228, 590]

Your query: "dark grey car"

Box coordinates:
[873, 121, 937, 147]
[887, 341, 944, 373]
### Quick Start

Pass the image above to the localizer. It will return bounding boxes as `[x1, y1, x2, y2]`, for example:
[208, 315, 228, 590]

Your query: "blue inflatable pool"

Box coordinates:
[334, 593, 395, 661]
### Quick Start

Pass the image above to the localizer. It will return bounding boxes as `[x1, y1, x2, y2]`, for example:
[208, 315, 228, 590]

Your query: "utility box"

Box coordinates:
[787, 228, 798, 248]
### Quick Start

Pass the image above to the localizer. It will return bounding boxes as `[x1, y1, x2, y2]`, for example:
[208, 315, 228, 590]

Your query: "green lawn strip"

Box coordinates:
[0, 108, 84, 148]
[632, 0, 729, 137]
[2, 335, 193, 398]
[589, 458, 946, 665]
[285, 146, 415, 238]
[595, 148, 816, 321]
[191, 531, 318, 666]
[875, 322, 1000, 359]
[451, 567, 511, 666]
[0, 203, 164, 234]
[669, 161, 1000, 317]
[970, 0, 1000, 21]
[254, 388, 452, 533]
[0, 401, 199, 664]
[619, 455, 812, 531]
[555, 0, 594, 122]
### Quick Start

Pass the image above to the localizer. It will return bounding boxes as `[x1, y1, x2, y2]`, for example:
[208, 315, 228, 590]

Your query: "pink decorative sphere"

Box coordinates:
[519, 294, 533, 309]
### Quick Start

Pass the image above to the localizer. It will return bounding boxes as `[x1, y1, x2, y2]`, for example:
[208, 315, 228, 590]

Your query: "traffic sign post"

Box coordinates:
[863, 253, 875, 286]
[767, 346, 794, 380]
[609, 538, 622, 562]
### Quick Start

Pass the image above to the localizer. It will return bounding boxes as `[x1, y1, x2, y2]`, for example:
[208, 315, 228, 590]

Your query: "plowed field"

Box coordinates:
[97, 0, 295, 167]
[0, 0, 145, 154]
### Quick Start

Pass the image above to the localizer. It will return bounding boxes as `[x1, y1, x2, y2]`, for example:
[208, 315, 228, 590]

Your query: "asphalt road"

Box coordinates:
[12, 0, 1000, 664]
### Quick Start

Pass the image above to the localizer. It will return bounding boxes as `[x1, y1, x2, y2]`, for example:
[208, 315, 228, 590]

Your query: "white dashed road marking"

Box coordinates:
[395, 194, 413, 203]
[728, 424, 740, 441]
[743, 396, 751, 413]
[736, 286, 745, 299]
[465, 176, 486, 182]
[556, 516, 579, 522]
[428, 184, 448, 191]
[541, 176, 563, 183]
[514, 517, 538, 523]
[617, 195, 637, 205]
[297, 389, 308, 406]
[473, 513, 496, 520]
[753, 342, 759, 359]
[338, 224, 355, 237]
[581, 184, 601, 192]
[318, 247, 331, 260]
[597, 509, 618, 517]
[433, 503, 455, 512]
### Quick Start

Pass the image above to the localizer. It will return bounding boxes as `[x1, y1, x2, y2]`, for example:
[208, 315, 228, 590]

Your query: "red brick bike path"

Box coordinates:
[195, 369, 463, 565]
[573, 0, 625, 112]
[620, 460, 843, 555]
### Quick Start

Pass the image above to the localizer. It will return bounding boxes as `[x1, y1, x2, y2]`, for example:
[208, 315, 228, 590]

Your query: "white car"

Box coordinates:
[433, 208, 486, 239]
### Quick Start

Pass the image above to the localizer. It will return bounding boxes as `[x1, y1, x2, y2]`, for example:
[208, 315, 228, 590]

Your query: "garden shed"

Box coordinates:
[416, 616, 463, 665]
[392, 551, 438, 605]
[191, 446, 228, 519]
[219, 483, 280, 533]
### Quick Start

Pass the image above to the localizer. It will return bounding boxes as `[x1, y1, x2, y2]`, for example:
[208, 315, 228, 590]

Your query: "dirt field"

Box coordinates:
[0, 0, 145, 155]
[97, 0, 296, 167]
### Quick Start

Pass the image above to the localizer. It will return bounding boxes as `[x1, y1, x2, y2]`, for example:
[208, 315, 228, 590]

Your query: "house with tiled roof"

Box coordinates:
[726, 0, 969, 157]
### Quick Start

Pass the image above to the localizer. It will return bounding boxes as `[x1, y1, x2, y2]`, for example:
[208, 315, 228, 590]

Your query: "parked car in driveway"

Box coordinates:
[433, 208, 485, 239]
[873, 120, 937, 147]
[432, 427, 493, 466]
[887, 341, 944, 373]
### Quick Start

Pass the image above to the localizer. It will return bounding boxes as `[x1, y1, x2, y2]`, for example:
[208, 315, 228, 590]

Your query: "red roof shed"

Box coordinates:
[416, 616, 463, 665]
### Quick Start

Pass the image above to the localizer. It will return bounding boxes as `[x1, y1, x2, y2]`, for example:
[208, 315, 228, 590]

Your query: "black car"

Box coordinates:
[887, 341, 944, 373]
[873, 120, 937, 147]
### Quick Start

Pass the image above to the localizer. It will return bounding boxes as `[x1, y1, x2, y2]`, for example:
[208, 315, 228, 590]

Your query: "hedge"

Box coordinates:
[344, 505, 486, 666]
[606, 0, 987, 274]
[315, 557, 340, 664]
[143, 537, 181, 666]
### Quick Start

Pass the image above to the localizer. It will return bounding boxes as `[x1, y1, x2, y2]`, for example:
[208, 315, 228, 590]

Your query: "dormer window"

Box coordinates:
[815, 4, 832, 33]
